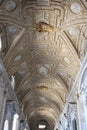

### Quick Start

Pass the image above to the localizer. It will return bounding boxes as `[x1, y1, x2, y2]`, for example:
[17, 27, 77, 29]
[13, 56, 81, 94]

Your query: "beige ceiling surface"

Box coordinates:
[0, 0, 87, 129]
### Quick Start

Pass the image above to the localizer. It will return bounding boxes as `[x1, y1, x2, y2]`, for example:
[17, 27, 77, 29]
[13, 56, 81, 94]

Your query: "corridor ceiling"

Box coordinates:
[0, 0, 87, 129]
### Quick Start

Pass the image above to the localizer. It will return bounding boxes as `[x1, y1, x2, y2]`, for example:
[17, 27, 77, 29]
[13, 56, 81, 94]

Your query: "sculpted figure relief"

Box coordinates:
[34, 22, 54, 32]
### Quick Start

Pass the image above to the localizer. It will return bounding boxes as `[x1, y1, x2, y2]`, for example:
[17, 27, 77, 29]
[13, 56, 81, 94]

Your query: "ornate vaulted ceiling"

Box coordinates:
[0, 0, 87, 129]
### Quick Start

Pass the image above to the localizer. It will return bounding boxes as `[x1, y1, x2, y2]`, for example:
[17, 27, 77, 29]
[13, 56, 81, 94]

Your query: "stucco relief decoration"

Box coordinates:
[34, 22, 54, 32]
[70, 3, 81, 14]
[5, 0, 17, 12]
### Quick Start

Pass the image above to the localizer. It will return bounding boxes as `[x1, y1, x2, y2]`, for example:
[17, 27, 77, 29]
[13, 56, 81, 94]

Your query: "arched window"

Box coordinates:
[3, 120, 9, 130]
[10, 75, 15, 89]
[12, 114, 19, 130]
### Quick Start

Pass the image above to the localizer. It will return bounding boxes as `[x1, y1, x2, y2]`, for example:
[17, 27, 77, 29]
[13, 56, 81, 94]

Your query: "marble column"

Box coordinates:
[77, 68, 87, 130]
[0, 77, 7, 130]
[77, 93, 87, 130]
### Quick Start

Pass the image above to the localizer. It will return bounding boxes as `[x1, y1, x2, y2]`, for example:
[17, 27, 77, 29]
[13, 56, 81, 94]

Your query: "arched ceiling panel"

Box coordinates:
[1, 0, 87, 129]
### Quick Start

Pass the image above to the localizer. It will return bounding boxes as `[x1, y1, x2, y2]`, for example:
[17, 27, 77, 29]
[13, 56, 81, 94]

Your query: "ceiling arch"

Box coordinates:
[1, 0, 87, 129]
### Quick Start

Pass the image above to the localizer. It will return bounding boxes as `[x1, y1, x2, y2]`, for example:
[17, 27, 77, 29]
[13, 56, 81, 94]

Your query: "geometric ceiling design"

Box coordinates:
[0, 0, 87, 129]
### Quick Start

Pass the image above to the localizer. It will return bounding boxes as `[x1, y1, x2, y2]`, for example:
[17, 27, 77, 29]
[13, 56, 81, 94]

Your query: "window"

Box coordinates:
[24, 129, 27, 130]
[36, 119, 49, 130]
[0, 34, 2, 51]
[10, 75, 15, 89]
[12, 114, 19, 130]
[3, 120, 9, 130]
[38, 124, 46, 129]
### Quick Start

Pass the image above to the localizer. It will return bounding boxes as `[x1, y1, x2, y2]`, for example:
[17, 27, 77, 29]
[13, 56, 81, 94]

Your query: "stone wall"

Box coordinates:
[55, 54, 87, 130]
[0, 59, 29, 130]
